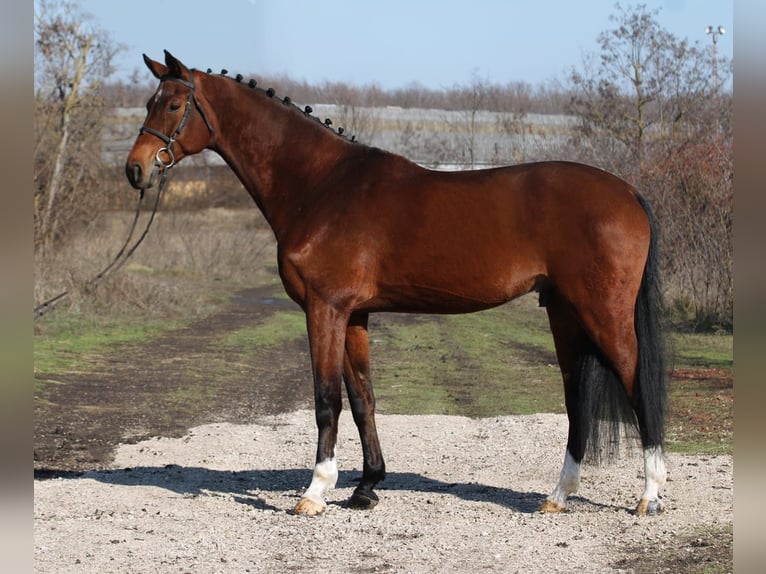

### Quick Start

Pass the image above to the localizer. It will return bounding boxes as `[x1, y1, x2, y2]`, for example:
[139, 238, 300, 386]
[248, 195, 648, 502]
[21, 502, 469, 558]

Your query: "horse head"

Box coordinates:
[125, 51, 215, 190]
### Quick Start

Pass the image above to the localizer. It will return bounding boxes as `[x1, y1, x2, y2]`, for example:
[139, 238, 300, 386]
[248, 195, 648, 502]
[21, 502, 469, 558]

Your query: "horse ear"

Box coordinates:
[163, 50, 191, 81]
[143, 54, 168, 79]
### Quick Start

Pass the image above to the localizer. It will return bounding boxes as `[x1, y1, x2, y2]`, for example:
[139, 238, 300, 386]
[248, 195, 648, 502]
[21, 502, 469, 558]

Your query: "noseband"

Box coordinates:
[139, 73, 215, 169]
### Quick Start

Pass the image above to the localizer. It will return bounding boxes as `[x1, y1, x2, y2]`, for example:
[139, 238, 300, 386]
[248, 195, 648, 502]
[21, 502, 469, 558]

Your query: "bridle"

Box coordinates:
[139, 72, 215, 171]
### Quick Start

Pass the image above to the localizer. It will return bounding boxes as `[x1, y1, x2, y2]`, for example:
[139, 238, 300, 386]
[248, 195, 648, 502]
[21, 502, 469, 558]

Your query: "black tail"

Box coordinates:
[576, 193, 666, 462]
[632, 194, 666, 449]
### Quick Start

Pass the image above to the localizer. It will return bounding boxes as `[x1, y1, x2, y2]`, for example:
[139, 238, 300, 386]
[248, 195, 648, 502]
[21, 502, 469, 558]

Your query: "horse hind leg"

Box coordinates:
[631, 243, 668, 516]
[577, 281, 667, 515]
[555, 286, 667, 516]
[541, 198, 666, 515]
[592, 316, 667, 517]
[632, 192, 668, 516]
[538, 295, 589, 513]
[636, 446, 666, 516]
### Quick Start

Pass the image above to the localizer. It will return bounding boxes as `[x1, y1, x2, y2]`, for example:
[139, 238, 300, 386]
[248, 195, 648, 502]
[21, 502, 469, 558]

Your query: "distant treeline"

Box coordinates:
[100, 73, 573, 115]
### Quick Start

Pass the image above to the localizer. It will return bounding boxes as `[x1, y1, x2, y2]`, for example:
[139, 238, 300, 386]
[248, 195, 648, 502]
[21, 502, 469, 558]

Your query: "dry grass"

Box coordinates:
[34, 206, 278, 321]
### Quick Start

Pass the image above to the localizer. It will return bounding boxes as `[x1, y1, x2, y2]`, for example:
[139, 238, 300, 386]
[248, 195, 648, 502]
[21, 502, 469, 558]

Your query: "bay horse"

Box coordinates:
[126, 51, 667, 517]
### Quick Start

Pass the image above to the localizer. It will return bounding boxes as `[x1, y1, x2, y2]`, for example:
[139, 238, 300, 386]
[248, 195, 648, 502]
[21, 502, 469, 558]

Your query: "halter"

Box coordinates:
[139, 73, 215, 169]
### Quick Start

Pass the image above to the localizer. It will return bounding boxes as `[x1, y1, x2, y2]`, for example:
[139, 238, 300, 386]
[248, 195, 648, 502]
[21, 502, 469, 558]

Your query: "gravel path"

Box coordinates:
[34, 410, 732, 573]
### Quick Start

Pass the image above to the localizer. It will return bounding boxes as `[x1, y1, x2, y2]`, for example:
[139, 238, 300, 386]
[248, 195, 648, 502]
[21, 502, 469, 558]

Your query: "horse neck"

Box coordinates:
[202, 75, 355, 235]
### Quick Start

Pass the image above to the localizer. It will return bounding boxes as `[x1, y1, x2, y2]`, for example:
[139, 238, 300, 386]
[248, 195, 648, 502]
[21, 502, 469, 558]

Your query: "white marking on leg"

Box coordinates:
[640, 446, 666, 503]
[302, 455, 338, 506]
[546, 450, 581, 508]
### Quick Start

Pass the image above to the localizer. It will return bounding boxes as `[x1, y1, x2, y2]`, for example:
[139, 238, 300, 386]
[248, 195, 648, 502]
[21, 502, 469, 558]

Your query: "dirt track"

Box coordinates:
[34, 290, 732, 573]
[34, 287, 313, 474]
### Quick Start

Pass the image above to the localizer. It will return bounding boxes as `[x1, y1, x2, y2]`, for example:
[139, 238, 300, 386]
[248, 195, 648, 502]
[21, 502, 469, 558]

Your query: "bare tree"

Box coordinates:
[443, 70, 494, 168]
[566, 3, 733, 330]
[567, 3, 712, 172]
[644, 129, 733, 330]
[34, 0, 121, 257]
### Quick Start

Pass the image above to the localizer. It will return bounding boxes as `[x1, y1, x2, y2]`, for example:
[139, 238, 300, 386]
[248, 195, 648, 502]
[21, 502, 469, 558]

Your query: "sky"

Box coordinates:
[72, 0, 733, 91]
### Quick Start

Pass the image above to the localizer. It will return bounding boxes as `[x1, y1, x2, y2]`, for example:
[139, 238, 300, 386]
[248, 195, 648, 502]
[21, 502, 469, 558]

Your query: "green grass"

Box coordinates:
[665, 331, 733, 455]
[666, 370, 733, 455]
[215, 310, 307, 351]
[34, 313, 179, 374]
[371, 297, 564, 417]
[366, 296, 733, 455]
[669, 331, 733, 370]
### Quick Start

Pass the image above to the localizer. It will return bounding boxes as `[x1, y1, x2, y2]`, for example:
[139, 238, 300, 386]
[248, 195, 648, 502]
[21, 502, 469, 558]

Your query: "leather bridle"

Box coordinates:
[139, 73, 215, 170]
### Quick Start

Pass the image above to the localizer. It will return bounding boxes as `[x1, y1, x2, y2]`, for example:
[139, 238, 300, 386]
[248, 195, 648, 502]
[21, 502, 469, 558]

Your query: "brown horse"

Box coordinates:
[126, 51, 667, 517]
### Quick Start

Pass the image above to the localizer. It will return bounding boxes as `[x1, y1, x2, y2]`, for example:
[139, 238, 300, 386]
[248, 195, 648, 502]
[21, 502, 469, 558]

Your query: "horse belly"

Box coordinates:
[369, 196, 545, 313]
[373, 250, 544, 314]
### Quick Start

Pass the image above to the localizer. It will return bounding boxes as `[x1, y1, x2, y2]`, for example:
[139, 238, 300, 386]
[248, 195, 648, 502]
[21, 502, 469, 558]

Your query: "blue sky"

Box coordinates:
[74, 0, 733, 90]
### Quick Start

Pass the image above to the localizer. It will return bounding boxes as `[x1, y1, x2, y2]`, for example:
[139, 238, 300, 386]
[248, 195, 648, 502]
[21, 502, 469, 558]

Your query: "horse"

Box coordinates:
[126, 51, 667, 517]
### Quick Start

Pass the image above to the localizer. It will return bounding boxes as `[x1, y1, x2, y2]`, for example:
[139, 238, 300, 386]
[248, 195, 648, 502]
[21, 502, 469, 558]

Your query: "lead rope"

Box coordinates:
[33, 171, 169, 320]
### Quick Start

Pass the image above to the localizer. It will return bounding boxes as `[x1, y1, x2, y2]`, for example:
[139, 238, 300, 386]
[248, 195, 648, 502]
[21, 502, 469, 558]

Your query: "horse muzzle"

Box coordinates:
[125, 161, 159, 190]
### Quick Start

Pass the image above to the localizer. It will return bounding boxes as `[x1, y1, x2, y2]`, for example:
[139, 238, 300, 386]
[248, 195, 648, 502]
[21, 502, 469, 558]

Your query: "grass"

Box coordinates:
[669, 331, 733, 370]
[34, 313, 179, 375]
[666, 369, 732, 455]
[216, 309, 307, 351]
[34, 286, 733, 456]
[33, 312, 181, 407]
[371, 297, 563, 416]
[663, 332, 733, 455]
[34, 208, 276, 374]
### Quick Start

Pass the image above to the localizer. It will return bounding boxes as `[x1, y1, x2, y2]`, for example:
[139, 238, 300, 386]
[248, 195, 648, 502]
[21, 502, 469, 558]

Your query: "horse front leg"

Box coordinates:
[343, 312, 386, 509]
[293, 300, 349, 516]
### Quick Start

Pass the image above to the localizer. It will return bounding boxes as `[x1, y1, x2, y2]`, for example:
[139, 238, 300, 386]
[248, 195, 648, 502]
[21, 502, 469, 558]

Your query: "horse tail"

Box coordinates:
[577, 193, 666, 463]
[632, 193, 666, 450]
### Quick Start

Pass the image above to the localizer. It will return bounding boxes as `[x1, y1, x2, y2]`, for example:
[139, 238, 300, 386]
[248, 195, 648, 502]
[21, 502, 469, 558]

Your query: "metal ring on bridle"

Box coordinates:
[155, 144, 175, 169]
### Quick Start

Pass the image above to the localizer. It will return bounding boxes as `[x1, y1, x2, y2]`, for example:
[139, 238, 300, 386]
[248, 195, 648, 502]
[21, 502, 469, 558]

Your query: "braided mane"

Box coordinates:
[199, 67, 358, 143]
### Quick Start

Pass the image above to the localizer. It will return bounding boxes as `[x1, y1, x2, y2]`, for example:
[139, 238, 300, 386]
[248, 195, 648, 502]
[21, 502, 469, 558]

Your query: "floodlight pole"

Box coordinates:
[705, 25, 726, 94]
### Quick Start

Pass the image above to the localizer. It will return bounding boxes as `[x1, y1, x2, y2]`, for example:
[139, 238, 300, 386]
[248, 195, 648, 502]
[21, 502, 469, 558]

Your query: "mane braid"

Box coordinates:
[200, 65, 359, 144]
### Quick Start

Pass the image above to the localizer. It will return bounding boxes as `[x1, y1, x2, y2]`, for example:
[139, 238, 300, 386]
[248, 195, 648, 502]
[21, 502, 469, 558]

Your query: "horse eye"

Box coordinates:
[169, 102, 181, 112]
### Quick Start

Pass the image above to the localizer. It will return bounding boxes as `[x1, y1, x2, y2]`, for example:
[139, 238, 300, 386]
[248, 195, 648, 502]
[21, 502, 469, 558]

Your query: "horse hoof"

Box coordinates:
[635, 498, 664, 516]
[538, 499, 566, 513]
[347, 489, 379, 510]
[292, 495, 327, 516]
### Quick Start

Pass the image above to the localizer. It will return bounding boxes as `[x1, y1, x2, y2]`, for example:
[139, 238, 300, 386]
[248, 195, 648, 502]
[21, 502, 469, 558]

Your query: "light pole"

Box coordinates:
[705, 25, 726, 94]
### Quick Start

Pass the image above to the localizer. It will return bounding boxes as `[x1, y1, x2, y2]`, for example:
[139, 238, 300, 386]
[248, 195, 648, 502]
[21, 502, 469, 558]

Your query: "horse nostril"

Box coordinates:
[126, 163, 142, 188]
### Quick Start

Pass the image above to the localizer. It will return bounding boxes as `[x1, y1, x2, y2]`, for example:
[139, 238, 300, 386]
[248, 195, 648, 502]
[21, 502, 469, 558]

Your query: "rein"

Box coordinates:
[33, 173, 168, 320]
[35, 71, 214, 320]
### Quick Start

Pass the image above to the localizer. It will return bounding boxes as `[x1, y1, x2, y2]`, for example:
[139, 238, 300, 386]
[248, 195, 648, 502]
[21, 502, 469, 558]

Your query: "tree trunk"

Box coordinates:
[37, 34, 93, 258]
